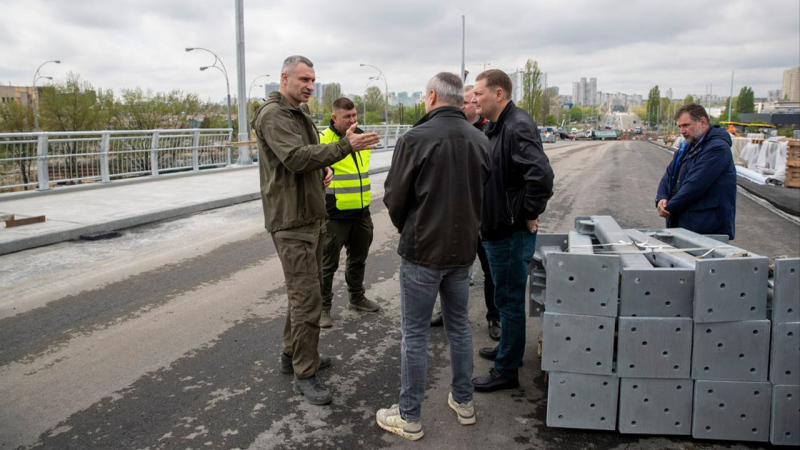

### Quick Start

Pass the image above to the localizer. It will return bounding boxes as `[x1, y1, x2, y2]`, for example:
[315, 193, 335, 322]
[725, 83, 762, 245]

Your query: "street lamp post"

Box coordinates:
[363, 77, 378, 124]
[248, 74, 270, 102]
[186, 47, 233, 131]
[360, 63, 389, 124]
[32, 60, 60, 131]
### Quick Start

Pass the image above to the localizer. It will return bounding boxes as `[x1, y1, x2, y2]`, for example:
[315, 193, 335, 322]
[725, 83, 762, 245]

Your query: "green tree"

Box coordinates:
[364, 86, 384, 120]
[321, 83, 342, 113]
[38, 72, 115, 132]
[114, 88, 204, 130]
[646, 85, 660, 127]
[569, 106, 583, 123]
[544, 114, 556, 126]
[520, 59, 544, 123]
[0, 100, 34, 132]
[684, 94, 694, 104]
[736, 86, 755, 114]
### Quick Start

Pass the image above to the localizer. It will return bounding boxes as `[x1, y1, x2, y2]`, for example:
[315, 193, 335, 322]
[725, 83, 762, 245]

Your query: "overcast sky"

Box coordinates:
[1, 0, 798, 104]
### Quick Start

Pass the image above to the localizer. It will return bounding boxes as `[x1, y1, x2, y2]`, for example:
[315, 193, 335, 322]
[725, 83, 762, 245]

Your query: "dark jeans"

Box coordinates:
[482, 230, 537, 379]
[321, 215, 374, 310]
[477, 242, 498, 322]
[271, 220, 326, 379]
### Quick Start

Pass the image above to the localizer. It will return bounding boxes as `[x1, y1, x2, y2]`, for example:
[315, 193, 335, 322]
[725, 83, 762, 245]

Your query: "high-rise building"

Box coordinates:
[506, 70, 524, 103]
[666, 88, 673, 100]
[782, 67, 799, 101]
[768, 90, 783, 102]
[263, 82, 279, 99]
[397, 91, 410, 105]
[571, 77, 597, 106]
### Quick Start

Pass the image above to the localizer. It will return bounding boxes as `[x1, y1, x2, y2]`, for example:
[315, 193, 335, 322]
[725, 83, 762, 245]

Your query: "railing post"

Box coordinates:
[226, 130, 233, 166]
[384, 124, 390, 148]
[192, 130, 201, 171]
[150, 131, 160, 176]
[100, 131, 111, 183]
[393, 125, 400, 147]
[36, 134, 50, 191]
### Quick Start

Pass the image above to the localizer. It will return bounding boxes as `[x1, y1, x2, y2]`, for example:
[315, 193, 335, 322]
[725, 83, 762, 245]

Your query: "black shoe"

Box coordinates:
[294, 375, 332, 405]
[478, 346, 498, 361]
[281, 353, 331, 374]
[488, 319, 501, 341]
[431, 312, 443, 327]
[472, 368, 520, 392]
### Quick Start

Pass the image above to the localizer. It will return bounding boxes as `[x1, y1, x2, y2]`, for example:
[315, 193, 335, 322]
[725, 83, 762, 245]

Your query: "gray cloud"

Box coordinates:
[1, 0, 797, 103]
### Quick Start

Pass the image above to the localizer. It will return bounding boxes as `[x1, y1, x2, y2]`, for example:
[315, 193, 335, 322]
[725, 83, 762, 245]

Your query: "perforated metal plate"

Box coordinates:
[618, 378, 692, 435]
[691, 320, 770, 381]
[769, 321, 800, 385]
[546, 372, 618, 431]
[545, 253, 620, 317]
[541, 312, 616, 375]
[617, 317, 693, 379]
[619, 268, 694, 317]
[770, 385, 800, 446]
[692, 380, 771, 442]
[694, 258, 769, 323]
[773, 258, 800, 323]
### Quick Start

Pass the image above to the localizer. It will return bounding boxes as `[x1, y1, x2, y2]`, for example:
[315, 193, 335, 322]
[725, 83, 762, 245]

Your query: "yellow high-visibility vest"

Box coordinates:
[320, 127, 371, 211]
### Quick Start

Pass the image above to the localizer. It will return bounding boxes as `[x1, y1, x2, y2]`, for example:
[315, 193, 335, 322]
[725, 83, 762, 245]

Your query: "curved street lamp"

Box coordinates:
[32, 60, 60, 131]
[186, 47, 232, 131]
[360, 63, 389, 124]
[362, 76, 379, 124]
[249, 74, 270, 101]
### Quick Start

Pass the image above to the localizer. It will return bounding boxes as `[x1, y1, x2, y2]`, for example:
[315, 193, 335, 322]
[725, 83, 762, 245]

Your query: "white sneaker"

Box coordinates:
[376, 404, 424, 440]
[448, 392, 476, 425]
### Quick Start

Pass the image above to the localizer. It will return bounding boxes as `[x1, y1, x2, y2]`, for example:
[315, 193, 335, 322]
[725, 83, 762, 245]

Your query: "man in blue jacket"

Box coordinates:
[656, 103, 736, 239]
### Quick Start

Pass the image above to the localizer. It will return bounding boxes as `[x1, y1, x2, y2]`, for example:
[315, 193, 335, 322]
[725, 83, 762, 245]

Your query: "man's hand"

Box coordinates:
[346, 122, 380, 151]
[323, 167, 333, 189]
[657, 199, 670, 218]
[526, 218, 540, 233]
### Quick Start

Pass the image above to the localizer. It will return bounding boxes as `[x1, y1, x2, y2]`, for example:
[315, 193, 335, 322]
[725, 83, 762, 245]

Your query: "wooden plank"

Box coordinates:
[5, 215, 46, 227]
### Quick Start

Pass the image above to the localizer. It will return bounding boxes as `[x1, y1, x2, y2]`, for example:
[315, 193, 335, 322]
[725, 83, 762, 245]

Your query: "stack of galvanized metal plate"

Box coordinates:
[530, 216, 799, 445]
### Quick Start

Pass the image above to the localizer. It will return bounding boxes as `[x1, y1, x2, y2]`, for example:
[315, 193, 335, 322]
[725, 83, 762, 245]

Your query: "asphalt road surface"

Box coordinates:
[1, 140, 797, 450]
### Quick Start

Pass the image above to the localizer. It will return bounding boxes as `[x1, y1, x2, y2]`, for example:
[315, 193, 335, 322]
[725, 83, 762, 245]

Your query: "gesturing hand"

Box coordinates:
[346, 122, 380, 151]
[657, 199, 670, 218]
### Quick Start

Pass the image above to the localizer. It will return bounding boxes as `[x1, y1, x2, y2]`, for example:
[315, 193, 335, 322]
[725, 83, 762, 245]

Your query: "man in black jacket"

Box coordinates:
[470, 69, 554, 392]
[379, 72, 491, 440]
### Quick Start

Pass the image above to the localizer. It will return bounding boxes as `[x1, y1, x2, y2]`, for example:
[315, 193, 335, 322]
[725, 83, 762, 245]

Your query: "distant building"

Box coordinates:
[572, 77, 597, 106]
[768, 90, 783, 102]
[666, 88, 673, 101]
[397, 91, 410, 105]
[782, 67, 799, 101]
[263, 82, 279, 99]
[506, 70, 524, 103]
[0, 85, 38, 107]
[410, 91, 423, 104]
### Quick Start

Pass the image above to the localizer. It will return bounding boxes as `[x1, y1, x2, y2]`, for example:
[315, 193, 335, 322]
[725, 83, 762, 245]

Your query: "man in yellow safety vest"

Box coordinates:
[318, 97, 380, 328]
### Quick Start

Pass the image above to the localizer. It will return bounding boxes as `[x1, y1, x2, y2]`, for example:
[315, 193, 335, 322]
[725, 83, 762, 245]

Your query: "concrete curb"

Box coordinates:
[0, 165, 393, 256]
[0, 193, 261, 256]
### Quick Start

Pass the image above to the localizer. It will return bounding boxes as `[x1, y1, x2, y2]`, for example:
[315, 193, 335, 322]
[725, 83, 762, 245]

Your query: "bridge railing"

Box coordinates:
[0, 124, 412, 193]
[0, 129, 232, 192]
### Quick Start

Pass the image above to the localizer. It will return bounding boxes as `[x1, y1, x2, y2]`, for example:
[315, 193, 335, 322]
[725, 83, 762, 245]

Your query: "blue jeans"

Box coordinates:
[398, 258, 473, 422]
[482, 230, 537, 379]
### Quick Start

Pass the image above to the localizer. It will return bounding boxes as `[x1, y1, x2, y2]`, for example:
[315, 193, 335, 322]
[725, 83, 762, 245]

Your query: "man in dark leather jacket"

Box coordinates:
[470, 69, 554, 392]
[379, 72, 491, 440]
[656, 103, 736, 239]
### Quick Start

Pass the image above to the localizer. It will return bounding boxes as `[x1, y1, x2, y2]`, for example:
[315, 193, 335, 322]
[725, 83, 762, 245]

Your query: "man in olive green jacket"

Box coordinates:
[251, 55, 379, 405]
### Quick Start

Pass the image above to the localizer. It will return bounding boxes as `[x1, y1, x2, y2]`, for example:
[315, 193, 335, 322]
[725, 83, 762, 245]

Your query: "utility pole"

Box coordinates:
[234, 0, 252, 164]
[728, 70, 734, 123]
[461, 16, 466, 83]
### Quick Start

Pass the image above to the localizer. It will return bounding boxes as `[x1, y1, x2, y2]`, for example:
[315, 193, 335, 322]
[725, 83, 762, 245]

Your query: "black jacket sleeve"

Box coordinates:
[511, 122, 554, 220]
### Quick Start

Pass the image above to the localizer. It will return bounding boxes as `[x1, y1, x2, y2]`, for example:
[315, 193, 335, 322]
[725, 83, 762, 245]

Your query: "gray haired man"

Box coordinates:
[251, 55, 379, 405]
[378, 72, 492, 440]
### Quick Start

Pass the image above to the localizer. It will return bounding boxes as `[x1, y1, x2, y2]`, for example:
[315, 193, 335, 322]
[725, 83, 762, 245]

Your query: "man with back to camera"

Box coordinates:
[318, 97, 380, 329]
[656, 103, 736, 239]
[378, 72, 491, 440]
[469, 69, 554, 392]
[251, 55, 379, 405]
[430, 84, 500, 342]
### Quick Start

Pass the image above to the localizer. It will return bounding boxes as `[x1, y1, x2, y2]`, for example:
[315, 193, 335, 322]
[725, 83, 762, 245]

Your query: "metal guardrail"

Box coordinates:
[0, 125, 411, 193]
[0, 129, 233, 192]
